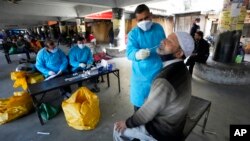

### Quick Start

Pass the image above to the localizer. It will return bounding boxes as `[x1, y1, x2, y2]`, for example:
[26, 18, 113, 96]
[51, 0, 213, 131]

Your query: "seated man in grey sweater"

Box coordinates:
[113, 32, 194, 141]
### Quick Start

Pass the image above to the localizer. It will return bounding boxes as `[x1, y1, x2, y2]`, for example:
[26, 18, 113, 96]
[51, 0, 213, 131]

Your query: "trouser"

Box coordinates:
[59, 86, 72, 98]
[186, 55, 207, 75]
[113, 125, 157, 141]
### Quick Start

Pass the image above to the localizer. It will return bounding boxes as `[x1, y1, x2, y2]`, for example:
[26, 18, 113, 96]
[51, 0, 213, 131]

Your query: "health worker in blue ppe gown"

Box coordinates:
[69, 37, 94, 72]
[68, 37, 100, 93]
[126, 4, 166, 111]
[36, 40, 68, 78]
[35, 40, 71, 95]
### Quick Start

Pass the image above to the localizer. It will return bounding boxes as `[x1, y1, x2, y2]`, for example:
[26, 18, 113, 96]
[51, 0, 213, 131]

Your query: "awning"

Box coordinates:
[85, 11, 113, 20]
[48, 21, 57, 26]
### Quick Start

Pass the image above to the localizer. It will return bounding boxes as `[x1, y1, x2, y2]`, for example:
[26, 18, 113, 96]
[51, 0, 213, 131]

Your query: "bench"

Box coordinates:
[4, 51, 31, 64]
[2, 43, 31, 64]
[183, 96, 212, 140]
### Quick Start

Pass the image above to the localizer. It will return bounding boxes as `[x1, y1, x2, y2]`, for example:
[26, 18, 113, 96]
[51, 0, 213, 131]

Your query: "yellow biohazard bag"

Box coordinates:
[11, 71, 28, 90]
[11, 72, 44, 90]
[62, 87, 100, 130]
[0, 92, 34, 125]
[26, 73, 44, 84]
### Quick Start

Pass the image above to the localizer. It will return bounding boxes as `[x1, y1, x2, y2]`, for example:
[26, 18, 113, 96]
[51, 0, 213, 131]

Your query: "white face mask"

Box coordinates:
[137, 20, 153, 31]
[49, 47, 58, 53]
[78, 44, 84, 49]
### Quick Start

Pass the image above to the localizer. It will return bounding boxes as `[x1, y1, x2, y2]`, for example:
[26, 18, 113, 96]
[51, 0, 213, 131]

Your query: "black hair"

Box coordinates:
[196, 31, 204, 38]
[45, 39, 55, 47]
[77, 37, 85, 41]
[195, 18, 200, 22]
[135, 4, 150, 14]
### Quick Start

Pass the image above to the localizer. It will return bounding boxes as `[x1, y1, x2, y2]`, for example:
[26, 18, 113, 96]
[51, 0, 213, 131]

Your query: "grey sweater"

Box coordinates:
[126, 61, 191, 141]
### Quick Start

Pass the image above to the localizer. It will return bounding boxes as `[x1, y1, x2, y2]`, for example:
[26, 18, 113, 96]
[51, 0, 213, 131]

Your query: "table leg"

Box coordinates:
[5, 54, 11, 64]
[202, 106, 211, 134]
[26, 52, 31, 60]
[117, 70, 121, 93]
[31, 95, 44, 125]
[107, 73, 110, 87]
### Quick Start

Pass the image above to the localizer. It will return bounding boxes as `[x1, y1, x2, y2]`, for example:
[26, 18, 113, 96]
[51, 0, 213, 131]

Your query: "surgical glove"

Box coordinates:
[86, 64, 92, 69]
[79, 63, 86, 68]
[48, 71, 56, 76]
[135, 49, 150, 60]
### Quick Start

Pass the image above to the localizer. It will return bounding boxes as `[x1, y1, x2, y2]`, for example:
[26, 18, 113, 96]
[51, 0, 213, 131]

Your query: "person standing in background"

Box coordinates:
[190, 18, 200, 38]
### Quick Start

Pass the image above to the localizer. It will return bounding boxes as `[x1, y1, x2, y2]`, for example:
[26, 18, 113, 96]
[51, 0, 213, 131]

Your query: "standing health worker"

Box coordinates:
[126, 4, 166, 111]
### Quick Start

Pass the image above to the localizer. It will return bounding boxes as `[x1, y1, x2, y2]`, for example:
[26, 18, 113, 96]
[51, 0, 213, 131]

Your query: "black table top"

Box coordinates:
[28, 69, 119, 96]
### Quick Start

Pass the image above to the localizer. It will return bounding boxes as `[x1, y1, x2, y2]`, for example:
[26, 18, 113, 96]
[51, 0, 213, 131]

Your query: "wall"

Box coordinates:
[175, 13, 206, 33]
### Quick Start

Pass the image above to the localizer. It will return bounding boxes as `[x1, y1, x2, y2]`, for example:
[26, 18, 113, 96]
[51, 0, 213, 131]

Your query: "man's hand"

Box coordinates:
[115, 121, 127, 133]
[48, 71, 56, 76]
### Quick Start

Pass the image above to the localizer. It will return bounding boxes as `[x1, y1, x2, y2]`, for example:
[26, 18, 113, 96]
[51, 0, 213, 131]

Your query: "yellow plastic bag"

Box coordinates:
[11, 72, 44, 90]
[0, 92, 34, 125]
[62, 87, 100, 130]
[11, 71, 28, 90]
[26, 73, 44, 84]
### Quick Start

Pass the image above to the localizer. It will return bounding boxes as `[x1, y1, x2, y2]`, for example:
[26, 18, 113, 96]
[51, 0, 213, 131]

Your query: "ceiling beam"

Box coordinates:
[116, 0, 157, 7]
[75, 5, 110, 17]
[63, 0, 116, 8]
[0, 1, 77, 17]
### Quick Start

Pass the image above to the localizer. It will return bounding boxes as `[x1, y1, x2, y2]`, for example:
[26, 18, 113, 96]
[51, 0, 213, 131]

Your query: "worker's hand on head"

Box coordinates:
[115, 121, 127, 133]
[135, 49, 150, 60]
[48, 71, 56, 76]
[79, 63, 86, 68]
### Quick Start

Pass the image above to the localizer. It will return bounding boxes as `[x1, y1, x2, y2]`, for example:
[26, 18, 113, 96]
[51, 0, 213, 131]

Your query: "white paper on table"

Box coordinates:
[231, 3, 241, 17]
[44, 71, 61, 81]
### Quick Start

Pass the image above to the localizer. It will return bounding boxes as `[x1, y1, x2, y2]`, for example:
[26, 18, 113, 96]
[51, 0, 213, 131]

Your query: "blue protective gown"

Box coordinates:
[126, 23, 166, 107]
[35, 48, 68, 77]
[68, 45, 93, 72]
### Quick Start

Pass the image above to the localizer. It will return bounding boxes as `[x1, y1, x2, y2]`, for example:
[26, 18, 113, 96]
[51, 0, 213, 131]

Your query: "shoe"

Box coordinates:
[63, 95, 68, 100]
[91, 87, 100, 93]
[63, 92, 71, 100]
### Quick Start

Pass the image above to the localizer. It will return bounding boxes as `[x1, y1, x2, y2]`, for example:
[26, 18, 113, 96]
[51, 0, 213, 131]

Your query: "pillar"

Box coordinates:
[112, 8, 125, 48]
[213, 0, 249, 63]
[76, 18, 86, 37]
[59, 21, 67, 34]
[48, 26, 53, 39]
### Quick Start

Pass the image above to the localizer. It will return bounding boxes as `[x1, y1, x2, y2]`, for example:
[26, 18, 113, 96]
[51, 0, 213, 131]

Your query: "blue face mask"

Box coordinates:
[49, 47, 58, 53]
